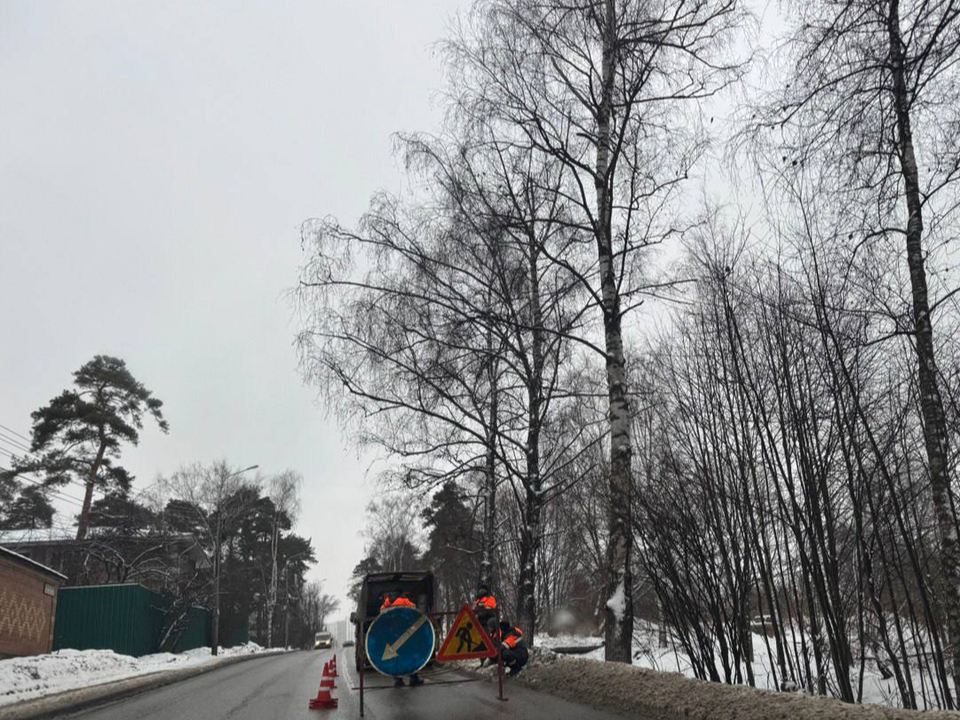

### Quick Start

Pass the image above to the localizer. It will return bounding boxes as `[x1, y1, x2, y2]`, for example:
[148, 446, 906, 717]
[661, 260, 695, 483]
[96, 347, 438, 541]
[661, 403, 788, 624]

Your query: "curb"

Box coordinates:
[0, 650, 291, 720]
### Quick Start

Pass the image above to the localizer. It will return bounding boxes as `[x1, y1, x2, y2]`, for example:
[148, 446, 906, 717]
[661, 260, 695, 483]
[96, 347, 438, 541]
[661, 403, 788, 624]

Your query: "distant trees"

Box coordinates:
[162, 461, 262, 655]
[0, 355, 168, 541]
[1, 360, 322, 652]
[300, 581, 340, 641]
[266, 470, 302, 648]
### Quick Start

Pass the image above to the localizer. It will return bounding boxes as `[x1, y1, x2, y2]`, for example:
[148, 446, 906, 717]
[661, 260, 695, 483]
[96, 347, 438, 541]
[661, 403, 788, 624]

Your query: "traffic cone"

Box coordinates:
[320, 662, 336, 689]
[308, 662, 338, 710]
[329, 655, 338, 677]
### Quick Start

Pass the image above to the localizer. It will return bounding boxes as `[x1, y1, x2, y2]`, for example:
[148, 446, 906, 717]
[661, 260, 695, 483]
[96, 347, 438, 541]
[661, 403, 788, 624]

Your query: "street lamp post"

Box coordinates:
[211, 464, 258, 657]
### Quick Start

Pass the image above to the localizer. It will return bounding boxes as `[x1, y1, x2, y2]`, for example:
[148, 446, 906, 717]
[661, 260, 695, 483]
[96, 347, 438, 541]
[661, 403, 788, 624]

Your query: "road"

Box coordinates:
[64, 649, 629, 720]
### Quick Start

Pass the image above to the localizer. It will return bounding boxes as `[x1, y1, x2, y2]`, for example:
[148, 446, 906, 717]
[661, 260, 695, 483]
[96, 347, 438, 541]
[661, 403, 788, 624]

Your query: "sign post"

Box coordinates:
[496, 604, 505, 701]
[359, 620, 366, 718]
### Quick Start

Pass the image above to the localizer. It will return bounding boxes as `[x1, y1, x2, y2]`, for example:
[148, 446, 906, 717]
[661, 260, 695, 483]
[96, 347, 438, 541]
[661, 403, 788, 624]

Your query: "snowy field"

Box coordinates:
[549, 622, 950, 710]
[0, 643, 275, 707]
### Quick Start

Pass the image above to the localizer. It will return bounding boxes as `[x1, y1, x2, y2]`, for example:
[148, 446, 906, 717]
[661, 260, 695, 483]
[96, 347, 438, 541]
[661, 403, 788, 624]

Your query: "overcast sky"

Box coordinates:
[0, 0, 468, 615]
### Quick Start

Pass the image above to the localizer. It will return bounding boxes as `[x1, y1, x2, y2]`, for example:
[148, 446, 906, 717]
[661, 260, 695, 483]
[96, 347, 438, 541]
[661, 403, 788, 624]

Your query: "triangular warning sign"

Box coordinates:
[436, 603, 497, 661]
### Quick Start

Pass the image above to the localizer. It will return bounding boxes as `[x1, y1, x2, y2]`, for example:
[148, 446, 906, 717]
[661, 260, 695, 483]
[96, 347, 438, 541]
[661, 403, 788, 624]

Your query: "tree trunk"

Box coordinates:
[76, 438, 107, 542]
[516, 477, 541, 644]
[597, 0, 635, 663]
[479, 327, 499, 589]
[888, 0, 959, 705]
[516, 225, 547, 644]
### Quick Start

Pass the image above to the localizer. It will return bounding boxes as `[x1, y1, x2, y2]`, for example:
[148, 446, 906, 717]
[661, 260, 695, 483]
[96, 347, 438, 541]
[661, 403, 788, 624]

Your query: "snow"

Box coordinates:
[605, 581, 626, 621]
[0, 643, 274, 707]
[535, 633, 603, 650]
[521, 655, 960, 720]
[554, 622, 953, 711]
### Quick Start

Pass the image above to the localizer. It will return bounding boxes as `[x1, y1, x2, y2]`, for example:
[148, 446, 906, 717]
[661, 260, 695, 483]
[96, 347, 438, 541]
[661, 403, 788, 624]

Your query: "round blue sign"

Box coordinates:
[365, 607, 435, 677]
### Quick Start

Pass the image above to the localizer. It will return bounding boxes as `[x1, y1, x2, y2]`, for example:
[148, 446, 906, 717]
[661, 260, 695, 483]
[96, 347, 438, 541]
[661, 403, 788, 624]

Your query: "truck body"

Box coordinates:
[349, 570, 437, 671]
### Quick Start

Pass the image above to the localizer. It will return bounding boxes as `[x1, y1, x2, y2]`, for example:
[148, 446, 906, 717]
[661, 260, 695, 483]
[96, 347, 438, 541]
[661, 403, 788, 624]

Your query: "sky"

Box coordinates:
[0, 0, 468, 616]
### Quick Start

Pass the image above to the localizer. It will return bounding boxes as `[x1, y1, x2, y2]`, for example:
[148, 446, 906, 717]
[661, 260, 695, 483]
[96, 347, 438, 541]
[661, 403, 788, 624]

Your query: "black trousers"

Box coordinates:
[501, 644, 528, 672]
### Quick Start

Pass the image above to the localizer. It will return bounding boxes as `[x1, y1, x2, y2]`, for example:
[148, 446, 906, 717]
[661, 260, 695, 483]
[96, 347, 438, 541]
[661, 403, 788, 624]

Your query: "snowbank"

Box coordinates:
[557, 621, 950, 710]
[521, 656, 960, 720]
[0, 643, 271, 707]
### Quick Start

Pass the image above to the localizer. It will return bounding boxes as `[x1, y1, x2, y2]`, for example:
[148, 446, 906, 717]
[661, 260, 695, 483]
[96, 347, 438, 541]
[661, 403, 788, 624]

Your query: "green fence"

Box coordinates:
[53, 584, 215, 657]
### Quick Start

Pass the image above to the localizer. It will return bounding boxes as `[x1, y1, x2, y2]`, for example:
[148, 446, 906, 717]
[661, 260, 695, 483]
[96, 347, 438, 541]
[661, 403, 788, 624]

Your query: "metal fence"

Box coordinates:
[53, 584, 212, 657]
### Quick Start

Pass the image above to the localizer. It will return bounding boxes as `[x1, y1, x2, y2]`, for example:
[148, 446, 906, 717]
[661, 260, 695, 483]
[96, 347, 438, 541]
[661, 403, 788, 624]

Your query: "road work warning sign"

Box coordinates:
[436, 603, 497, 661]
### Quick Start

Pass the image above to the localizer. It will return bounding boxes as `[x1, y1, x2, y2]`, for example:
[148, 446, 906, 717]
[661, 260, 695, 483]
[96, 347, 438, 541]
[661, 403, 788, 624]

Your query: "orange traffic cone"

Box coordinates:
[308, 662, 338, 710]
[329, 656, 338, 677]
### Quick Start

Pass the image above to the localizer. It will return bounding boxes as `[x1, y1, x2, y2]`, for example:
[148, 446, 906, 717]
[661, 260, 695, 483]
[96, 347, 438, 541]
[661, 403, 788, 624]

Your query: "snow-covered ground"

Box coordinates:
[535, 633, 603, 650]
[554, 622, 948, 710]
[0, 643, 275, 707]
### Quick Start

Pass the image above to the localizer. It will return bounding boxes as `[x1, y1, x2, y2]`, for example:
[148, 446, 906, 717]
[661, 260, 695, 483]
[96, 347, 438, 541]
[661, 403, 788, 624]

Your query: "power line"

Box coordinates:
[0, 430, 31, 453]
[0, 419, 161, 508]
[0, 465, 86, 508]
[0, 440, 31, 460]
[0, 422, 29, 442]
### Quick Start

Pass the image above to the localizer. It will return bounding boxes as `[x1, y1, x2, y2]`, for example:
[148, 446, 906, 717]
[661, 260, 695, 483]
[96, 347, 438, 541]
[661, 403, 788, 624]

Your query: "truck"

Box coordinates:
[349, 570, 438, 671]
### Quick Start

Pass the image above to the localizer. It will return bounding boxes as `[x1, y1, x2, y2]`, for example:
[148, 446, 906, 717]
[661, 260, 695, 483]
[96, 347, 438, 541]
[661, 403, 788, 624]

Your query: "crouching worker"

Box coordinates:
[498, 620, 528, 677]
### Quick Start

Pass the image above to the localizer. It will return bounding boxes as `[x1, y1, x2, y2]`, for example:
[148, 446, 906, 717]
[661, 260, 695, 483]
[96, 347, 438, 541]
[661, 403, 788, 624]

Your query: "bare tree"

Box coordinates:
[447, 0, 746, 660]
[751, 0, 960, 697]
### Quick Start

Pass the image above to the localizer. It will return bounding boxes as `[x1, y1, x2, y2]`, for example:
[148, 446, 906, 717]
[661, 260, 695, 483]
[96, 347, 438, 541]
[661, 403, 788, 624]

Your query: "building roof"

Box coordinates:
[0, 527, 211, 569]
[0, 527, 200, 546]
[0, 544, 67, 581]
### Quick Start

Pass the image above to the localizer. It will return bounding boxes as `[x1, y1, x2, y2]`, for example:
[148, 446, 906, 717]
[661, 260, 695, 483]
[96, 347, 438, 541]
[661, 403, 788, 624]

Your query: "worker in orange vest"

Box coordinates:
[380, 592, 416, 611]
[472, 584, 497, 635]
[498, 620, 528, 677]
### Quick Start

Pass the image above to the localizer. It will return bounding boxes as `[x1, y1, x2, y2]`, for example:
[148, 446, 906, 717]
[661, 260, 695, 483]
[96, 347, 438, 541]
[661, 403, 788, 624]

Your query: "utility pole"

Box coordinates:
[284, 565, 292, 649]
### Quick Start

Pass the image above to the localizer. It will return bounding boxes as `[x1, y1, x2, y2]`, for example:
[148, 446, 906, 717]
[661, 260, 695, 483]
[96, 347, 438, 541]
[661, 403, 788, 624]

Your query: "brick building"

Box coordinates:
[0, 545, 66, 657]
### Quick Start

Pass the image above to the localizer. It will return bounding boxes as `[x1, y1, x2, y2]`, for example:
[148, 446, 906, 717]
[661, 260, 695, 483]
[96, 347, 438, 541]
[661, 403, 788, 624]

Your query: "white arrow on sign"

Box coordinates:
[381, 614, 428, 661]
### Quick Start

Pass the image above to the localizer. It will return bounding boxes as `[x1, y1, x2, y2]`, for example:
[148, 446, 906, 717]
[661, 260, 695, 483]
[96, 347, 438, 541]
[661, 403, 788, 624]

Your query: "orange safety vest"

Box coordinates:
[475, 594, 497, 610]
[381, 595, 416, 610]
[502, 627, 523, 648]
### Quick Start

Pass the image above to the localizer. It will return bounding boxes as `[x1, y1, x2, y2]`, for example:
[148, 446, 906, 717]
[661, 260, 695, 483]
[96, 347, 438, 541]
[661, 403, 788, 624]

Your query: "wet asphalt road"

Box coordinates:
[62, 649, 629, 720]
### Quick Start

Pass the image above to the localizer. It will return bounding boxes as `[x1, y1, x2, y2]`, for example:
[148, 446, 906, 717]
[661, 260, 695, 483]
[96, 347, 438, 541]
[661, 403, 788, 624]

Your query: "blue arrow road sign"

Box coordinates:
[365, 607, 435, 677]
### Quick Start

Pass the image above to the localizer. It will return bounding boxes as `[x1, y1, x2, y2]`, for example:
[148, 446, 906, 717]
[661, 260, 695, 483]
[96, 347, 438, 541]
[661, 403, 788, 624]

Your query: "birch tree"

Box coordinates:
[752, 0, 960, 697]
[448, 0, 745, 660]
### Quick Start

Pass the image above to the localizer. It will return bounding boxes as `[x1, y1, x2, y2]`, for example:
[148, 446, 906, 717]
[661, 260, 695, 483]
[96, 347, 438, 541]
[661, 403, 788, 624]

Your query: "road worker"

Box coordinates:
[472, 584, 497, 635]
[498, 620, 528, 677]
[380, 592, 416, 611]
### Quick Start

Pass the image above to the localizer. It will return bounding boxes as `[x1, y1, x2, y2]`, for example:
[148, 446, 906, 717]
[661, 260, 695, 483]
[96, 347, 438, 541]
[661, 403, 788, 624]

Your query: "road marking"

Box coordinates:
[381, 614, 428, 661]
